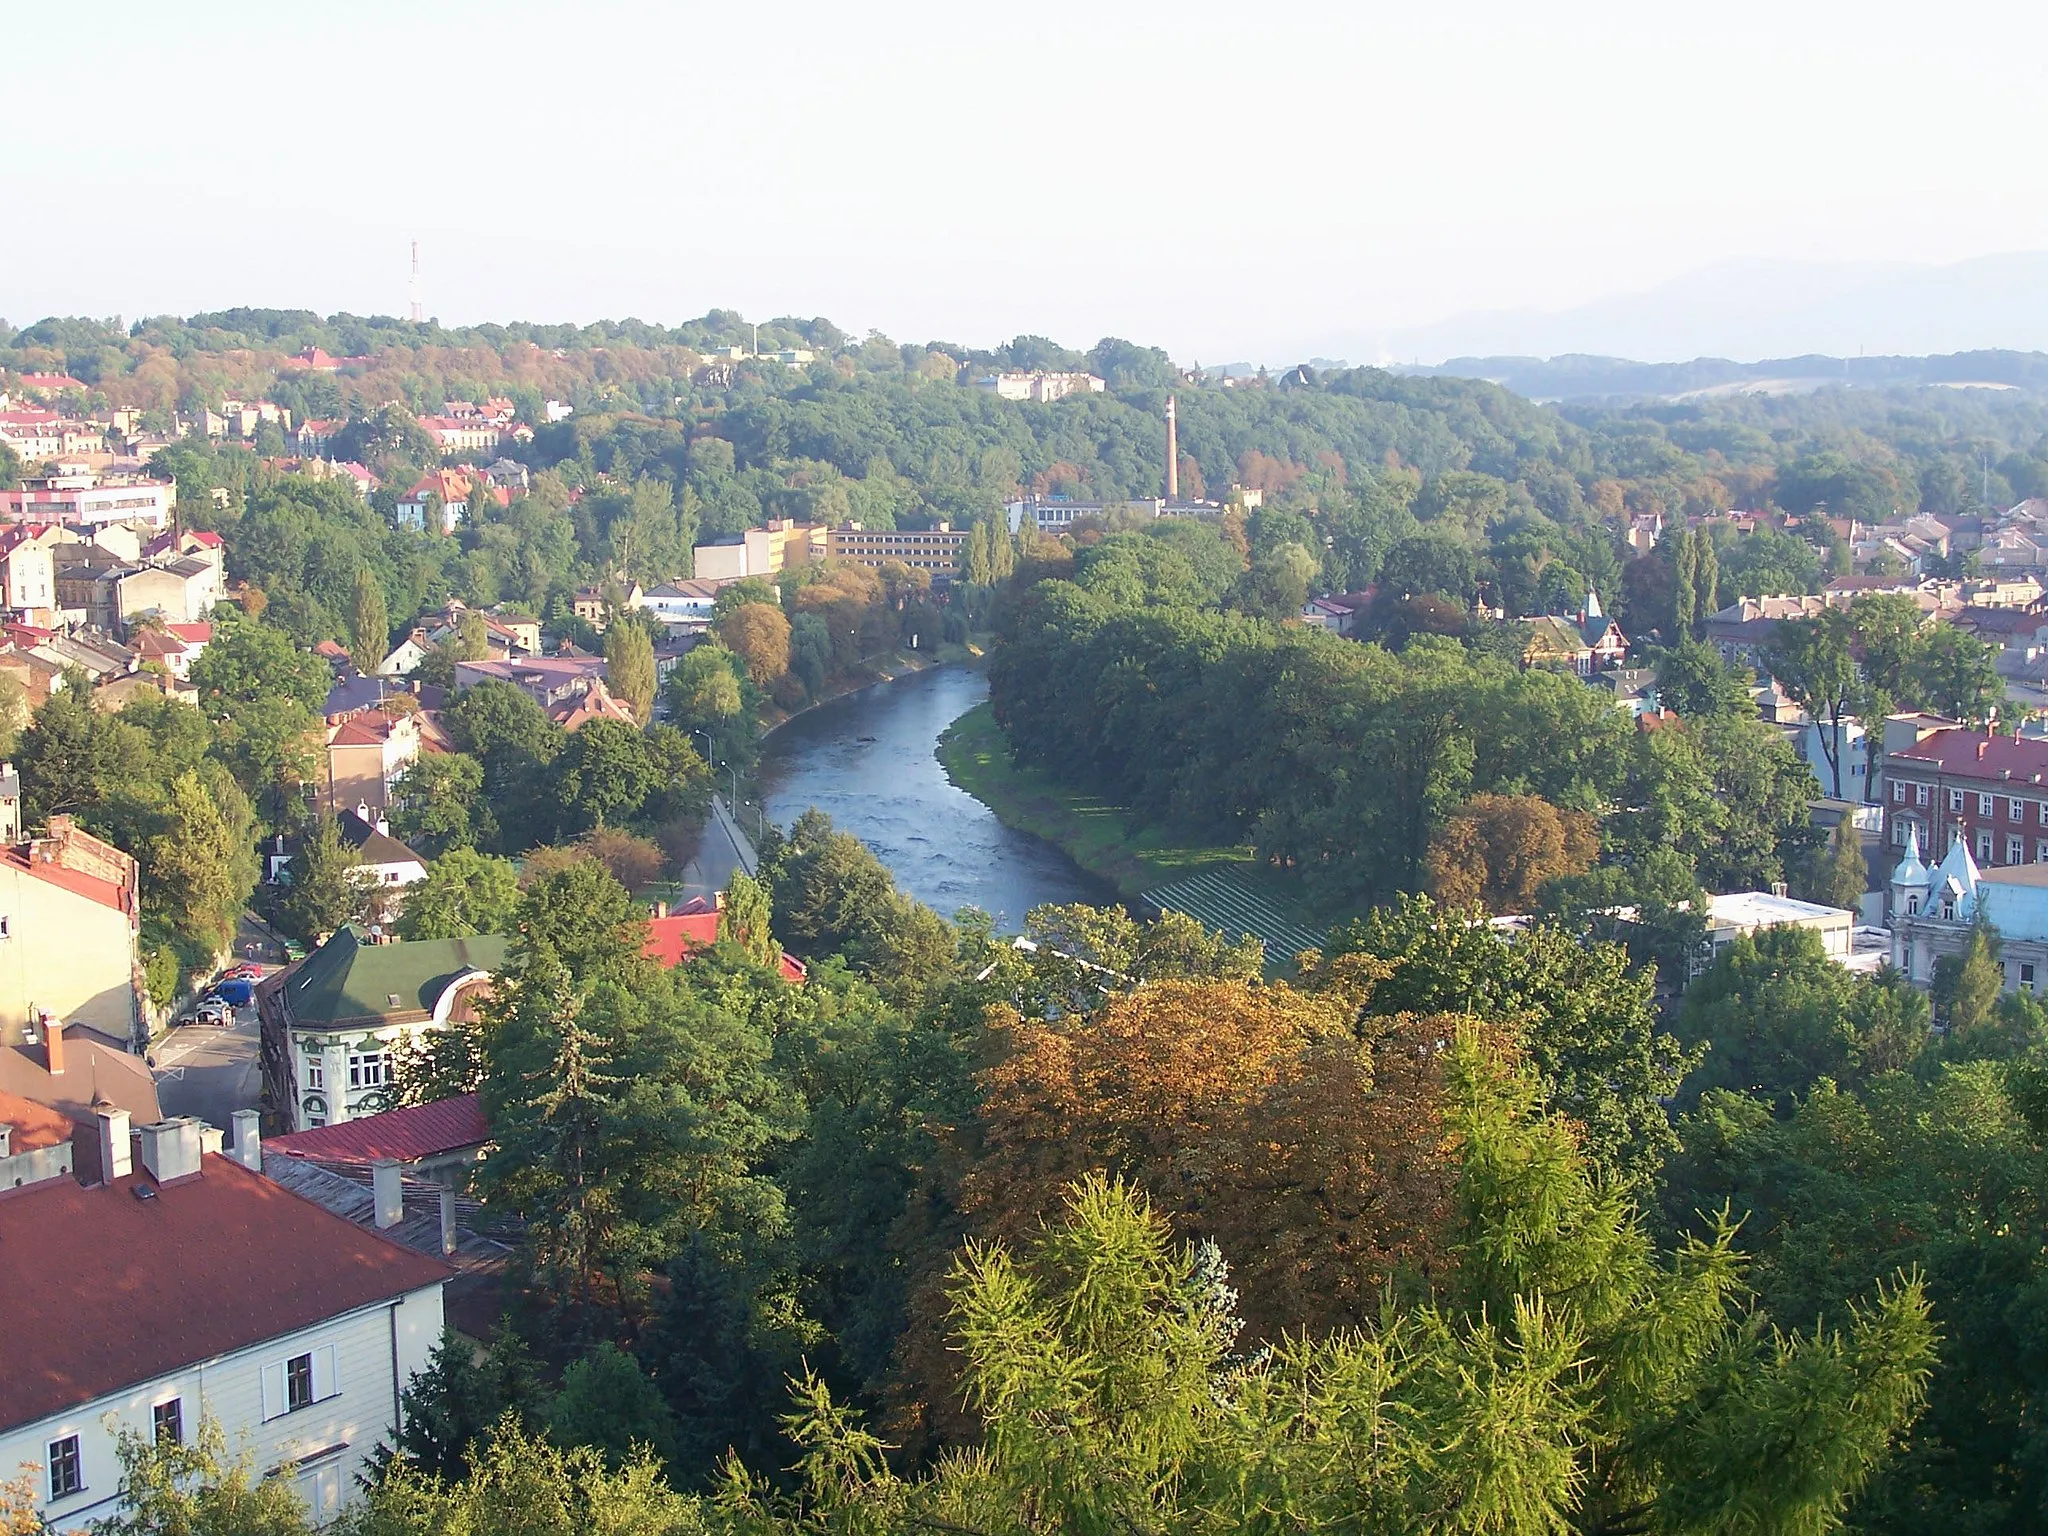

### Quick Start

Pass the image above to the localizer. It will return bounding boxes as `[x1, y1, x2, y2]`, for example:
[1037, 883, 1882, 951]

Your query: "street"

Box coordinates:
[152, 1003, 261, 1133]
[675, 794, 760, 905]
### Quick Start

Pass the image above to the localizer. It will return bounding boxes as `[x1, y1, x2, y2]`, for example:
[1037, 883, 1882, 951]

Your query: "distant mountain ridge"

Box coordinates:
[1395, 348, 2048, 402]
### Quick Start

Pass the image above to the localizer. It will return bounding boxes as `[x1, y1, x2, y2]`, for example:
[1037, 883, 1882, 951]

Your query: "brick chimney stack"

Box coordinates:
[44, 1016, 63, 1076]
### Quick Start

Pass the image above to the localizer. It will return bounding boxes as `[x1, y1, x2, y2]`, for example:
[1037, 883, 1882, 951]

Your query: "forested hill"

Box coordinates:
[10, 308, 2048, 643]
[1403, 349, 2048, 401]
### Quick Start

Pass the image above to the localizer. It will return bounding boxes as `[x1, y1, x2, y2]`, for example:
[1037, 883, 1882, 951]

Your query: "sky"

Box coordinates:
[8, 0, 2048, 364]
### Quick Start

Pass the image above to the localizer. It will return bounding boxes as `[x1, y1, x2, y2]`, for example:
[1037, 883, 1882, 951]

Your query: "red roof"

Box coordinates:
[1893, 728, 2048, 785]
[645, 914, 807, 982]
[189, 530, 223, 548]
[165, 622, 212, 644]
[0, 1089, 77, 1151]
[0, 1153, 449, 1433]
[1, 846, 130, 915]
[264, 1093, 490, 1165]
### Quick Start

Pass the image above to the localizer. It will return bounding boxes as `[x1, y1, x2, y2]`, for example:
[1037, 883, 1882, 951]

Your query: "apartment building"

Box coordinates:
[827, 521, 969, 574]
[1881, 728, 2048, 874]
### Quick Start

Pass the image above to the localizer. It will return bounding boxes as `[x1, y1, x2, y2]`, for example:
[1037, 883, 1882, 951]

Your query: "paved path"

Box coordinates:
[676, 795, 761, 905]
[152, 1004, 261, 1133]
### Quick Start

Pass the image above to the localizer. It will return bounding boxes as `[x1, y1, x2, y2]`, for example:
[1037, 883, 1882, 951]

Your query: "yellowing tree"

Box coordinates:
[1425, 790, 1598, 913]
[717, 602, 791, 686]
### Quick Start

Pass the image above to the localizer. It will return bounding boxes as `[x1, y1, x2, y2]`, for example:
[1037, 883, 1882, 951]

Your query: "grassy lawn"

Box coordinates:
[939, 702, 1291, 904]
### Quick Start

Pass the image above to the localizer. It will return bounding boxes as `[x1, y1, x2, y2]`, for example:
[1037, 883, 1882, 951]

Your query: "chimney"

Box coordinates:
[1980, 740, 1990, 759]
[1165, 395, 1179, 501]
[96, 1105, 131, 1181]
[439, 1186, 458, 1257]
[44, 1016, 63, 1076]
[653, 900, 668, 920]
[232, 1108, 262, 1171]
[199, 1124, 224, 1157]
[372, 1159, 403, 1229]
[136, 1117, 203, 1183]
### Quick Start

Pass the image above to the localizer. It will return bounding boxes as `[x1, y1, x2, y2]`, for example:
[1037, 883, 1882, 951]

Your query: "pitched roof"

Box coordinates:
[0, 1089, 79, 1151]
[0, 844, 132, 915]
[1892, 728, 2048, 784]
[280, 927, 508, 1028]
[0, 1154, 450, 1433]
[336, 809, 424, 869]
[645, 913, 808, 983]
[264, 1093, 489, 1165]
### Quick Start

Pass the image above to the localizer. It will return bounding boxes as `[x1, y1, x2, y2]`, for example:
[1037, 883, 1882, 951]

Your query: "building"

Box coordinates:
[263, 1091, 491, 1182]
[1797, 717, 1870, 802]
[0, 1118, 447, 1530]
[0, 524, 58, 624]
[415, 415, 504, 456]
[394, 470, 476, 534]
[1702, 594, 1831, 666]
[260, 926, 507, 1130]
[645, 896, 807, 983]
[1880, 728, 2048, 873]
[973, 371, 1106, 402]
[692, 519, 827, 582]
[1700, 890, 1857, 972]
[0, 1016, 160, 1180]
[452, 654, 609, 715]
[115, 554, 220, 630]
[3, 472, 174, 530]
[0, 811, 142, 1048]
[1516, 593, 1627, 676]
[827, 521, 970, 574]
[322, 707, 447, 815]
[636, 578, 726, 626]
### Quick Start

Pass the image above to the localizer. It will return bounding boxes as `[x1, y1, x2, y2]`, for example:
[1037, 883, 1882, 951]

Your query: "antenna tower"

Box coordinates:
[408, 241, 424, 324]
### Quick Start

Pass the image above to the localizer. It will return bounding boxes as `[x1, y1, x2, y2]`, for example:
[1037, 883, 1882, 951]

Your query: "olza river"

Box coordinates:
[759, 666, 1115, 931]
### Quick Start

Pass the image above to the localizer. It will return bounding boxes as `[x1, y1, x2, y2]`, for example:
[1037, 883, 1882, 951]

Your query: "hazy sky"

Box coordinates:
[9, 0, 2046, 362]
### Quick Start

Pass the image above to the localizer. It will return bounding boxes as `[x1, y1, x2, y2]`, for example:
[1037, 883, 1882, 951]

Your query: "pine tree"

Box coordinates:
[351, 566, 389, 675]
[1695, 527, 1719, 615]
[718, 870, 777, 970]
[1805, 817, 1870, 912]
[1673, 529, 1699, 637]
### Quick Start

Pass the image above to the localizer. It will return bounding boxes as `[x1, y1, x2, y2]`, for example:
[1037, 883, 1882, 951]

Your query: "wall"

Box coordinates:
[0, 1282, 443, 1530]
[0, 863, 136, 1043]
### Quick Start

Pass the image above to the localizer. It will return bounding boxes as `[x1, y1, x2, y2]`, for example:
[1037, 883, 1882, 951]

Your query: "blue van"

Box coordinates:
[213, 978, 255, 1007]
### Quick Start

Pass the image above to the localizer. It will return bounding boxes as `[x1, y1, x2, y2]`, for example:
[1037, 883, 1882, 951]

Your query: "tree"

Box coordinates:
[579, 826, 665, 894]
[1911, 624, 2003, 723]
[551, 719, 659, 832]
[1931, 917, 2003, 1034]
[718, 870, 776, 968]
[450, 610, 491, 663]
[143, 769, 256, 954]
[717, 602, 791, 687]
[389, 752, 484, 855]
[1425, 792, 1598, 913]
[543, 1342, 681, 1471]
[91, 1413, 312, 1536]
[397, 848, 522, 939]
[351, 567, 390, 674]
[277, 813, 368, 943]
[378, 1327, 542, 1482]
[1655, 636, 1756, 719]
[1803, 817, 1871, 911]
[1766, 608, 1860, 798]
[604, 621, 657, 725]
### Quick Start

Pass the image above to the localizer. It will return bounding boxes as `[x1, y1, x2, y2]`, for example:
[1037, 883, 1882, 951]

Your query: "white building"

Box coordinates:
[975, 371, 1106, 402]
[0, 1112, 448, 1529]
[1888, 825, 2048, 991]
[1698, 889, 1857, 974]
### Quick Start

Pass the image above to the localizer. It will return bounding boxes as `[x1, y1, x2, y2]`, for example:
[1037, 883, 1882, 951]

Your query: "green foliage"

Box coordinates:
[389, 752, 484, 855]
[397, 848, 522, 940]
[352, 566, 391, 674]
[544, 1343, 681, 1471]
[92, 1414, 314, 1536]
[277, 813, 368, 943]
[717, 871, 776, 969]
[605, 621, 657, 724]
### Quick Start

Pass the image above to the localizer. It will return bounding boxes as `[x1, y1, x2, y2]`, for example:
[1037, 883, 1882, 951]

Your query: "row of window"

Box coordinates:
[1891, 817, 2048, 867]
[303, 1050, 384, 1092]
[46, 1345, 337, 1503]
[1892, 780, 2048, 823]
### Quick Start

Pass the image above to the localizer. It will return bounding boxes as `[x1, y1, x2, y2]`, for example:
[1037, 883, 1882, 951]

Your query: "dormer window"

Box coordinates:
[1907, 895, 1921, 915]
[1943, 901, 1956, 921]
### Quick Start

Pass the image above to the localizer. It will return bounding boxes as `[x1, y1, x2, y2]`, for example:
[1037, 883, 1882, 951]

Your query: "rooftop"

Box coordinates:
[1707, 891, 1855, 929]
[0, 1153, 450, 1434]
[1892, 728, 2048, 783]
[264, 1093, 489, 1165]
[279, 926, 507, 1028]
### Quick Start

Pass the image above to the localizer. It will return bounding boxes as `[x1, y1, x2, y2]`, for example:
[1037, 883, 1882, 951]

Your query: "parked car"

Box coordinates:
[222, 963, 264, 982]
[212, 978, 255, 1008]
[193, 999, 231, 1027]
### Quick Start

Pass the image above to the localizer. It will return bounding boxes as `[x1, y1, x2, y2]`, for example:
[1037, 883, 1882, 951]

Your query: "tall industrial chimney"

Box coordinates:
[1165, 395, 1179, 501]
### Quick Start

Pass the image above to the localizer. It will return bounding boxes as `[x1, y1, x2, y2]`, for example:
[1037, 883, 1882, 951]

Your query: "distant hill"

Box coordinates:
[1302, 253, 2048, 376]
[1396, 349, 2048, 403]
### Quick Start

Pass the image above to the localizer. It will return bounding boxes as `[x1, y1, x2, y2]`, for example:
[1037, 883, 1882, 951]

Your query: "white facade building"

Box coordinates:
[0, 1115, 448, 1530]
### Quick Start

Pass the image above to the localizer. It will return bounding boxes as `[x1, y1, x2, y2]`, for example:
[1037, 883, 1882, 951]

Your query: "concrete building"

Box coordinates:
[692, 519, 826, 582]
[827, 521, 970, 574]
[0, 524, 57, 625]
[260, 926, 507, 1130]
[0, 1119, 447, 1530]
[973, 371, 1106, 402]
[1701, 890, 1857, 972]
[1880, 727, 2048, 875]
[322, 707, 448, 816]
[0, 811, 142, 1048]
[3, 473, 174, 530]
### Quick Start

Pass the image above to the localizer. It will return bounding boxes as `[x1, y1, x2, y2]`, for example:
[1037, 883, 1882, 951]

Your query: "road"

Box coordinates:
[152, 1002, 261, 1134]
[675, 794, 760, 906]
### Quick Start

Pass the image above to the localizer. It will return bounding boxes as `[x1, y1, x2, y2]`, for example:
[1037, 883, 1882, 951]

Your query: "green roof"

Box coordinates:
[283, 925, 510, 1028]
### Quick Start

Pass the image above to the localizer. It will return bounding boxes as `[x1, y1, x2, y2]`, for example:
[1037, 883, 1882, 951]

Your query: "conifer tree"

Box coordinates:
[351, 566, 389, 675]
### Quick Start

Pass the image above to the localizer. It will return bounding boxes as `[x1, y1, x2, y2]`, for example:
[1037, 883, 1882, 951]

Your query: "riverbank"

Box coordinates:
[760, 640, 984, 740]
[935, 701, 1265, 903]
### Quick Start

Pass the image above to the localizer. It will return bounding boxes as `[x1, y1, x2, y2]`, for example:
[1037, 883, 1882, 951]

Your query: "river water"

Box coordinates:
[759, 666, 1117, 931]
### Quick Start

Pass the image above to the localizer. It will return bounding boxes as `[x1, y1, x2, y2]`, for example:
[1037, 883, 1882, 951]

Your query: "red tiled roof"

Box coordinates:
[265, 1093, 490, 1165]
[164, 622, 212, 644]
[645, 914, 807, 982]
[0, 846, 130, 914]
[0, 1154, 449, 1433]
[1893, 727, 2048, 784]
[0, 1089, 77, 1151]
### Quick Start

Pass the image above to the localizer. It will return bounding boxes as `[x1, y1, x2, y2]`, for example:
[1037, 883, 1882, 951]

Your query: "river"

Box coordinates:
[759, 666, 1117, 931]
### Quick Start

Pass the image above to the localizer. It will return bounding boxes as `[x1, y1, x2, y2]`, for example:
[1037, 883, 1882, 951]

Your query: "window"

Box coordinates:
[2013, 798, 2027, 821]
[264, 1345, 337, 1419]
[2010, 835, 2025, 865]
[1978, 830, 1994, 862]
[1907, 894, 1921, 914]
[47, 1435, 81, 1500]
[1943, 900, 1957, 920]
[153, 1398, 182, 1445]
[1918, 784, 1931, 806]
[1981, 793, 1996, 817]
[1950, 788, 1964, 811]
[305, 1055, 322, 1090]
[2025, 964, 2038, 989]
[348, 1051, 385, 1090]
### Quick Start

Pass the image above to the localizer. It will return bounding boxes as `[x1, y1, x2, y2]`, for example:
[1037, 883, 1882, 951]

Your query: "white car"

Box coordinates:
[193, 999, 232, 1028]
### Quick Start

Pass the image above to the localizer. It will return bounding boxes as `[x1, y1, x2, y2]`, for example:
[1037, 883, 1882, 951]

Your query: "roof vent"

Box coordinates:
[131, 1185, 156, 1202]
[387, 993, 401, 1007]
